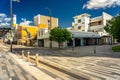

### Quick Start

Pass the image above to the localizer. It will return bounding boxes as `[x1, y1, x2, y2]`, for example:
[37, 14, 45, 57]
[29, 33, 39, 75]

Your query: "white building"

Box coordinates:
[89, 12, 112, 37]
[72, 12, 113, 44]
[72, 13, 90, 32]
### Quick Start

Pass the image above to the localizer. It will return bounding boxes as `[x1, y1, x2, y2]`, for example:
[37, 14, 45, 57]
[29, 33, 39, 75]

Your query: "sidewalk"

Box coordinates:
[0, 43, 56, 80]
[0, 51, 36, 80]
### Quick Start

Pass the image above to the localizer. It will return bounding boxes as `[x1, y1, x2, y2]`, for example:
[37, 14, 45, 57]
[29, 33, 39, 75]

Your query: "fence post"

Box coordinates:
[35, 53, 39, 67]
[27, 51, 30, 62]
[22, 50, 24, 59]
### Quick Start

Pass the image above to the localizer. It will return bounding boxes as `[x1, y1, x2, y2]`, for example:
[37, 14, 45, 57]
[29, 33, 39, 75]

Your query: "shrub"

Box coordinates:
[112, 46, 120, 52]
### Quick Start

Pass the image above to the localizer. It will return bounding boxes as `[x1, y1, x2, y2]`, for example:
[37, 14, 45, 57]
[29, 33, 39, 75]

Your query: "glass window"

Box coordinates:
[78, 19, 81, 23]
[78, 26, 81, 29]
[39, 32, 40, 36]
[48, 20, 50, 26]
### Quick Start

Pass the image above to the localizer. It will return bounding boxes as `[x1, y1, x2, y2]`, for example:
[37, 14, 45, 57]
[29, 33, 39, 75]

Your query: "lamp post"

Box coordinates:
[10, 0, 13, 52]
[72, 34, 75, 51]
[45, 8, 52, 31]
[92, 34, 96, 54]
[45, 8, 52, 48]
[10, 0, 19, 52]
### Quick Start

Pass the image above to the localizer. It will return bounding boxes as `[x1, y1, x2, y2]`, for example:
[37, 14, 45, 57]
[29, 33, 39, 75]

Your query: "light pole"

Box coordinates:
[45, 8, 52, 31]
[45, 8, 52, 48]
[72, 34, 75, 51]
[10, 0, 13, 52]
[10, 0, 19, 52]
[92, 34, 96, 54]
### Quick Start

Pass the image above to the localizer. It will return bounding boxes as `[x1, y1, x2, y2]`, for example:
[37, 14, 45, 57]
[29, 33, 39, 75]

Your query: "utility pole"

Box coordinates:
[10, 0, 13, 52]
[10, 0, 19, 52]
[46, 8, 52, 48]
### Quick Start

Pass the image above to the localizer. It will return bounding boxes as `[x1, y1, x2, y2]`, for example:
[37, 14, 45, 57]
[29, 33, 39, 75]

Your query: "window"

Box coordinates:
[98, 21, 102, 25]
[78, 26, 81, 29]
[48, 20, 50, 26]
[78, 19, 81, 23]
[41, 31, 44, 36]
[39, 32, 40, 36]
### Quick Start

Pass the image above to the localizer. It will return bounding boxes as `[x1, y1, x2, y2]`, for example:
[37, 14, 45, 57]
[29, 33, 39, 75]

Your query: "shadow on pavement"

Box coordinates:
[12, 44, 120, 58]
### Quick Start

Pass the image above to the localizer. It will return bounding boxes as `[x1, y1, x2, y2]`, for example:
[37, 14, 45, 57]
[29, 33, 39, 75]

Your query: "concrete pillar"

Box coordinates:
[73, 38, 75, 47]
[80, 38, 84, 46]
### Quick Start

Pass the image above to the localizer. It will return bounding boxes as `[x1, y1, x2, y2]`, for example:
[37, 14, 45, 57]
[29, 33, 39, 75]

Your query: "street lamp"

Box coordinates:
[10, 0, 19, 52]
[10, 0, 13, 52]
[92, 34, 96, 54]
[45, 7, 52, 31]
[72, 34, 75, 51]
[45, 7, 52, 48]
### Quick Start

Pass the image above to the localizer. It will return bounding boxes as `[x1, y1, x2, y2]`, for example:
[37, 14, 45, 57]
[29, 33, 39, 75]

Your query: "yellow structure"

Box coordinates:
[17, 24, 46, 46]
[34, 15, 58, 30]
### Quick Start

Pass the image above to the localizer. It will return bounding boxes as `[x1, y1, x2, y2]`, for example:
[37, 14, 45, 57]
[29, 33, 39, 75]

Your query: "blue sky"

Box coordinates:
[0, 0, 120, 28]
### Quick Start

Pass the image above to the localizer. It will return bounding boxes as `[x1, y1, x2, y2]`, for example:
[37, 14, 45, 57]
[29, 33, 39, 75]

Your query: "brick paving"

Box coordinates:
[1, 43, 120, 80]
[0, 50, 36, 80]
[13, 44, 120, 80]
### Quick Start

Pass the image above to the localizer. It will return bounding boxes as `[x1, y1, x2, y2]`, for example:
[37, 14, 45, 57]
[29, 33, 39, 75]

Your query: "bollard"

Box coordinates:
[35, 53, 39, 67]
[27, 51, 30, 62]
[22, 50, 24, 59]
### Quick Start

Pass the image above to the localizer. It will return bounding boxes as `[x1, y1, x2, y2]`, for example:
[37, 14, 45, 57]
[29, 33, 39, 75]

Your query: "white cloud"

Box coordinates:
[19, 20, 33, 26]
[0, 13, 10, 28]
[0, 13, 6, 17]
[83, 0, 120, 9]
[0, 23, 10, 27]
[4, 18, 11, 22]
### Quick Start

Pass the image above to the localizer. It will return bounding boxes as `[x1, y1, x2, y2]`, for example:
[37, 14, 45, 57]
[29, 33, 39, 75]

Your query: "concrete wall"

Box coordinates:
[44, 38, 66, 48]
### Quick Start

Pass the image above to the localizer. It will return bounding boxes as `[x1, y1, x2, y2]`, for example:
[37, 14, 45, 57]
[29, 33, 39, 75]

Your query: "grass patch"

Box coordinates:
[112, 46, 120, 52]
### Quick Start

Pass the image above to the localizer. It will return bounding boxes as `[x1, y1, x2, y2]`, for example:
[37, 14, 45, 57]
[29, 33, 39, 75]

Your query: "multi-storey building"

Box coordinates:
[72, 13, 90, 32]
[34, 14, 58, 30]
[72, 12, 113, 44]
[89, 12, 112, 36]
[34, 14, 59, 47]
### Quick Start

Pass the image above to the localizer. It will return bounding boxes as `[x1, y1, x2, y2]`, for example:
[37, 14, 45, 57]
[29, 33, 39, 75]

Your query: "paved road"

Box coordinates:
[13, 44, 120, 80]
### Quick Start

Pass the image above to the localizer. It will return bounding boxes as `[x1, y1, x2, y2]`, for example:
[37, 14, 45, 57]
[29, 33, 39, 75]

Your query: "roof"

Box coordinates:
[73, 13, 91, 18]
[70, 30, 100, 38]
[42, 30, 100, 39]
[90, 16, 103, 22]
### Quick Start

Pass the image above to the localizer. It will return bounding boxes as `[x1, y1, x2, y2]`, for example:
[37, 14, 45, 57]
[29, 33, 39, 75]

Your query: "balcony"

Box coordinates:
[90, 25, 104, 31]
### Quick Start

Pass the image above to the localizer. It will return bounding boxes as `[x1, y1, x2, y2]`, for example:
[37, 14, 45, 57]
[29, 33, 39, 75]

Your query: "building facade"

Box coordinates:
[16, 25, 40, 46]
[36, 15, 59, 47]
[34, 14, 58, 30]
[72, 13, 90, 32]
[72, 12, 113, 44]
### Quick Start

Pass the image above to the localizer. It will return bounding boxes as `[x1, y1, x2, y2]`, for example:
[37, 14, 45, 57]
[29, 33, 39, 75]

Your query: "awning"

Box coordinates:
[71, 32, 100, 38]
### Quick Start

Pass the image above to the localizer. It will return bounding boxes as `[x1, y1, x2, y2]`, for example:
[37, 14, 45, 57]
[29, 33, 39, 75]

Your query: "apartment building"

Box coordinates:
[34, 14, 59, 47]
[72, 13, 90, 32]
[34, 14, 58, 30]
[89, 12, 112, 36]
[72, 12, 113, 45]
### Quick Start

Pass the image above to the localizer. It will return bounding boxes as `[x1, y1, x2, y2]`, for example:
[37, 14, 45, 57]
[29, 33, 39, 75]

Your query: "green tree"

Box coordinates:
[104, 13, 120, 42]
[50, 27, 71, 48]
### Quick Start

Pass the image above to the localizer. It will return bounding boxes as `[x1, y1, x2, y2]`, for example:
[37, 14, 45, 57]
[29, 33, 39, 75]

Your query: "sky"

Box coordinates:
[0, 0, 120, 28]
